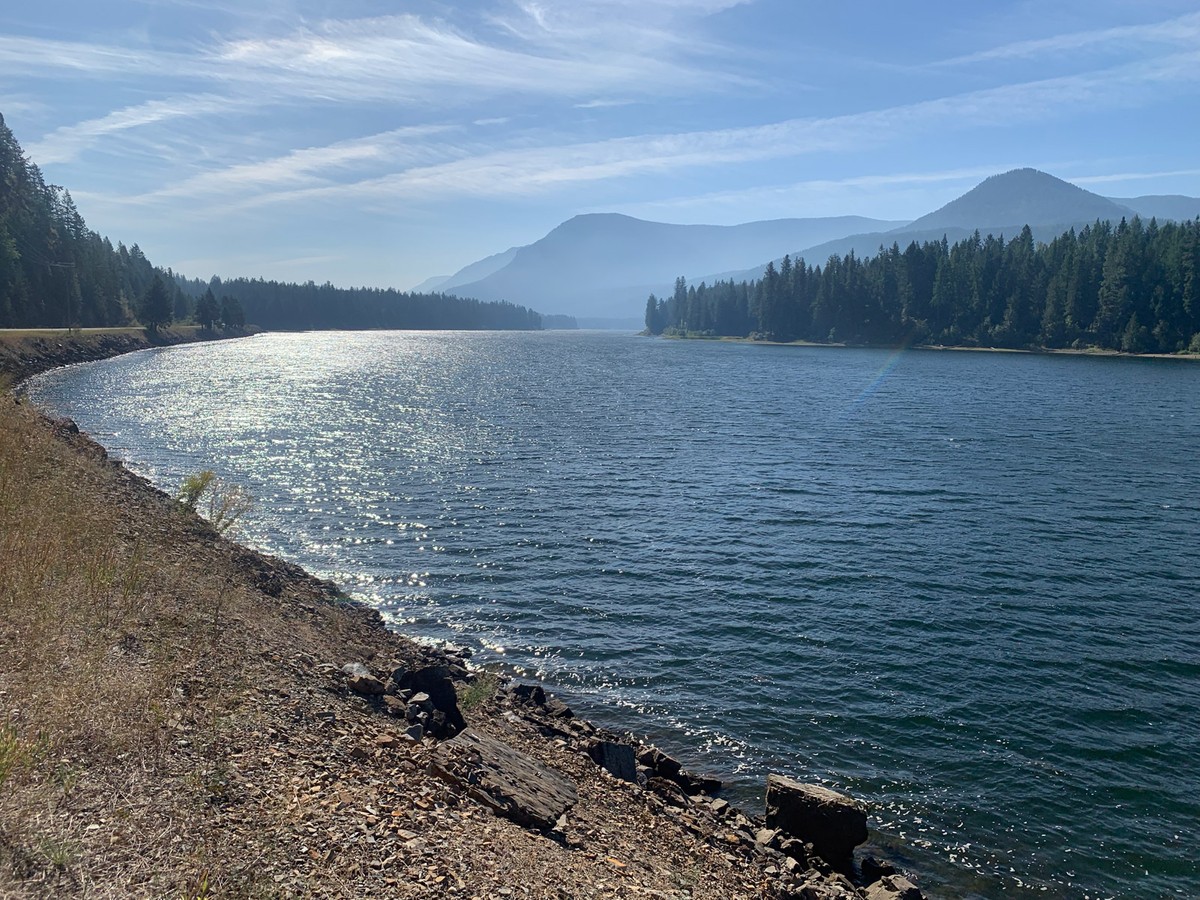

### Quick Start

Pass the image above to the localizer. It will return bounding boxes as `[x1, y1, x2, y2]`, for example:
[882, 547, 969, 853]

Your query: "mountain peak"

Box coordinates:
[906, 168, 1133, 232]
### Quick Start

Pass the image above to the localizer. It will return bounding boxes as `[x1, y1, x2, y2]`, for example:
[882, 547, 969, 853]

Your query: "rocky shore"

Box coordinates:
[1, 332, 927, 899]
[0, 326, 257, 386]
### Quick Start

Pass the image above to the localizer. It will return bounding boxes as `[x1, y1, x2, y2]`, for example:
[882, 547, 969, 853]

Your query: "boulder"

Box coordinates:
[588, 741, 638, 783]
[764, 775, 867, 872]
[432, 729, 577, 831]
[392, 665, 465, 736]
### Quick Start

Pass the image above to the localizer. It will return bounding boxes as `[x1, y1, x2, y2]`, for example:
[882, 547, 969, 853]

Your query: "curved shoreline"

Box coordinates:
[1, 331, 931, 899]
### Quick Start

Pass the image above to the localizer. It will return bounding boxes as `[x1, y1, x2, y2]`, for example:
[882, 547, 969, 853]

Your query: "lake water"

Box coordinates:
[26, 331, 1200, 898]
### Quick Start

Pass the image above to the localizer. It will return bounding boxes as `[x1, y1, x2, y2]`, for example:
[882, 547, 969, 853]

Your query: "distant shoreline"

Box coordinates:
[660, 332, 1200, 361]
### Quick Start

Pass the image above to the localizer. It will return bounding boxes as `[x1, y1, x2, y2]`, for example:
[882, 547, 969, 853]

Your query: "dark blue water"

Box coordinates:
[27, 332, 1200, 898]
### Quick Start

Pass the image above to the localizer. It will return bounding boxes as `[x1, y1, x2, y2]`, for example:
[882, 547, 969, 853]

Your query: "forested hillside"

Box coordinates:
[647, 218, 1200, 354]
[176, 277, 542, 331]
[0, 114, 188, 328]
[2, 113, 542, 332]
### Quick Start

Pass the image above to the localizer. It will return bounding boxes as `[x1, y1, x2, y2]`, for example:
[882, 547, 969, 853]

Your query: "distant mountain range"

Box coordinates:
[419, 169, 1200, 323]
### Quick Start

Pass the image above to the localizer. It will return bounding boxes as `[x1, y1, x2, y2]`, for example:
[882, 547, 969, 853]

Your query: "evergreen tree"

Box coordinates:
[139, 273, 173, 332]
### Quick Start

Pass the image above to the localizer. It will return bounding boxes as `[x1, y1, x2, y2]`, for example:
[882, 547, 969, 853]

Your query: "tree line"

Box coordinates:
[1, 113, 541, 333]
[646, 218, 1200, 354]
[0, 114, 191, 329]
[174, 276, 543, 332]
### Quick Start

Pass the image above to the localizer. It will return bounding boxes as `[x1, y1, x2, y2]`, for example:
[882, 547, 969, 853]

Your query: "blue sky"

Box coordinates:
[3, 0, 1199, 290]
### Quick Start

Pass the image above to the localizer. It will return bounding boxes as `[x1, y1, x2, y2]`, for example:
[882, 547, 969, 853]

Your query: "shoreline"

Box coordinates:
[660, 331, 1200, 360]
[1, 331, 930, 899]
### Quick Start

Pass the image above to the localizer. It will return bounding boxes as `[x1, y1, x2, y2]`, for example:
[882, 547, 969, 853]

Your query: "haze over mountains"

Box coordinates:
[421, 169, 1200, 324]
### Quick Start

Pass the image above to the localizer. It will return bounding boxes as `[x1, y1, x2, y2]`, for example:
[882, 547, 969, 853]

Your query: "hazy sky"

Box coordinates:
[3, 0, 1199, 289]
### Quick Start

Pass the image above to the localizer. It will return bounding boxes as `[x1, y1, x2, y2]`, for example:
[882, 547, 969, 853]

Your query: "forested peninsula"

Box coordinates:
[0, 114, 540, 333]
[646, 219, 1200, 354]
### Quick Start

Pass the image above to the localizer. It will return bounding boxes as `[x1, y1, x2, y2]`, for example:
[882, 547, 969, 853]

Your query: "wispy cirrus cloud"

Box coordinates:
[261, 50, 1200, 206]
[25, 95, 241, 164]
[79, 43, 1200, 217]
[136, 124, 459, 201]
[936, 10, 1200, 66]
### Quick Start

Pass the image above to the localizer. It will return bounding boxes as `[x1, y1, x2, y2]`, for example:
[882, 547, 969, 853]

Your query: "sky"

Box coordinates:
[2, 0, 1199, 290]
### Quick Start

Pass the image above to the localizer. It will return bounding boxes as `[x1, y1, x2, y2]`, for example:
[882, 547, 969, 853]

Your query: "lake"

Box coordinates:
[26, 331, 1200, 898]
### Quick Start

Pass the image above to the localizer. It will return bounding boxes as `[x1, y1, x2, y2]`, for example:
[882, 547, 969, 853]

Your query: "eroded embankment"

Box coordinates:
[0, 334, 925, 899]
[0, 326, 260, 386]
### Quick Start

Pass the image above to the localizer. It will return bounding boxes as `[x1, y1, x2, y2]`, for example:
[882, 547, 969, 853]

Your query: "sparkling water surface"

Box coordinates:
[27, 331, 1200, 898]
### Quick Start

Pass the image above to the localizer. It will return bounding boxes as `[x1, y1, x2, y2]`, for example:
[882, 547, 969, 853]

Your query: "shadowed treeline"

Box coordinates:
[648, 218, 1200, 354]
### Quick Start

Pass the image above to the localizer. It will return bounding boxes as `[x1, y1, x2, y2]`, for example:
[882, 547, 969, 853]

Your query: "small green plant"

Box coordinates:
[52, 762, 81, 796]
[457, 673, 500, 711]
[36, 836, 74, 870]
[0, 726, 45, 791]
[177, 471, 253, 534]
[177, 471, 215, 511]
[0, 725, 26, 789]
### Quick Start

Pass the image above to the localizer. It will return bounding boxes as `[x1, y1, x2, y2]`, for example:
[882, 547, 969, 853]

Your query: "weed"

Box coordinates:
[177, 470, 253, 534]
[457, 672, 500, 711]
[36, 836, 74, 870]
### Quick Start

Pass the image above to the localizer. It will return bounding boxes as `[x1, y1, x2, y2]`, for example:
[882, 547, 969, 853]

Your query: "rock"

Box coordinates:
[404, 723, 425, 741]
[864, 874, 923, 900]
[636, 745, 719, 795]
[431, 729, 577, 831]
[507, 682, 546, 706]
[348, 673, 386, 695]
[588, 741, 638, 783]
[764, 775, 867, 873]
[382, 695, 407, 717]
[755, 827, 781, 848]
[341, 662, 371, 678]
[392, 666, 465, 737]
[676, 771, 721, 796]
[408, 692, 433, 709]
[543, 697, 573, 719]
[860, 856, 896, 883]
[637, 746, 682, 781]
[645, 777, 690, 808]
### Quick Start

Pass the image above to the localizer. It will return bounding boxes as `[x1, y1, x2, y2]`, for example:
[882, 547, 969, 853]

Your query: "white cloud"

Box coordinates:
[136, 124, 458, 201]
[937, 10, 1200, 66]
[231, 51, 1200, 207]
[25, 95, 240, 164]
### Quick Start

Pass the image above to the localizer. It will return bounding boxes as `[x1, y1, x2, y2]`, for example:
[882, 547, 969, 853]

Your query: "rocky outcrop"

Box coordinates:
[765, 774, 869, 873]
[431, 728, 578, 831]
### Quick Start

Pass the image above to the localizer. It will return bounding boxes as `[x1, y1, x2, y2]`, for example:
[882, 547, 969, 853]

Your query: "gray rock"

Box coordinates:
[764, 774, 867, 872]
[588, 740, 638, 783]
[755, 827, 781, 848]
[432, 728, 577, 831]
[341, 662, 371, 678]
[404, 723, 424, 741]
[864, 874, 923, 900]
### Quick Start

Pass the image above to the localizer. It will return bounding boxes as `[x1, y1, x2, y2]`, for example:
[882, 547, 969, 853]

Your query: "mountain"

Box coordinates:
[702, 170, 1200, 289]
[410, 274, 451, 293]
[438, 246, 521, 292]
[440, 213, 906, 318]
[1109, 194, 1200, 222]
[427, 169, 1200, 321]
[903, 168, 1134, 231]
